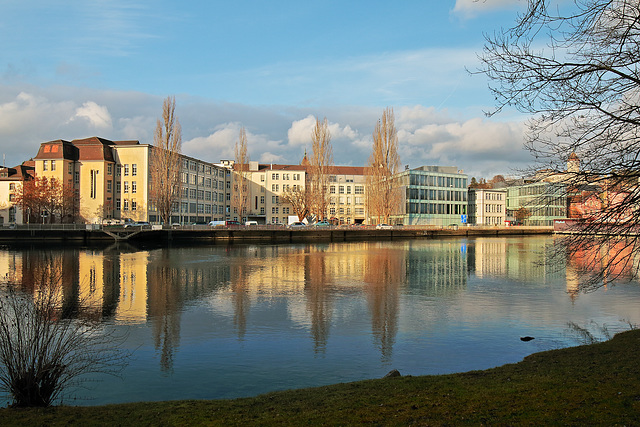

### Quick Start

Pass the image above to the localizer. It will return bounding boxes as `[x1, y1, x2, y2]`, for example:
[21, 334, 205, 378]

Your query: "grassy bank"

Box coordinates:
[2, 329, 639, 426]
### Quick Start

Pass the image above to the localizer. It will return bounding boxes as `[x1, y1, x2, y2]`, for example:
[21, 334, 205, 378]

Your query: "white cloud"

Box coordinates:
[0, 84, 532, 179]
[73, 101, 113, 129]
[452, 0, 524, 19]
[287, 115, 362, 147]
[183, 122, 285, 164]
[287, 115, 316, 146]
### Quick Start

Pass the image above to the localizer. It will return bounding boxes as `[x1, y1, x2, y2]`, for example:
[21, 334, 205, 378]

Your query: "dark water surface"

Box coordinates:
[1, 235, 639, 406]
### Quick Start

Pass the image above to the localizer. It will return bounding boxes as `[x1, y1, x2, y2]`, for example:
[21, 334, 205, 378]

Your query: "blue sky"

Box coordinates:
[0, 0, 531, 178]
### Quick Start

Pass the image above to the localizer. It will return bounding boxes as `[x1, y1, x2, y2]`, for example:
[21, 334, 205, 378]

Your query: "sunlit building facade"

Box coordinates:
[396, 166, 469, 226]
[468, 188, 507, 226]
[0, 162, 34, 225]
[31, 137, 229, 224]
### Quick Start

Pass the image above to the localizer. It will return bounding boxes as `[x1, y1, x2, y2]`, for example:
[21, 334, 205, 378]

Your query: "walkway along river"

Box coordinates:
[0, 224, 552, 244]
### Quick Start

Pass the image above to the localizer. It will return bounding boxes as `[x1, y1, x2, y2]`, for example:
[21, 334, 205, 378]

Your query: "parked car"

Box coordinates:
[375, 223, 393, 230]
[225, 220, 242, 226]
[208, 220, 225, 227]
[313, 221, 332, 227]
[289, 222, 306, 228]
[124, 221, 150, 229]
[245, 221, 258, 226]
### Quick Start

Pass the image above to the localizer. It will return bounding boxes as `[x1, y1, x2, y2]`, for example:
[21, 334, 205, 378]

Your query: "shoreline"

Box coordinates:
[1, 328, 638, 425]
[0, 225, 553, 245]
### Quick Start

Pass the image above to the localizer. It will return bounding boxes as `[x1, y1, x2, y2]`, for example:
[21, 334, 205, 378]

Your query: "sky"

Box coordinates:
[0, 0, 533, 179]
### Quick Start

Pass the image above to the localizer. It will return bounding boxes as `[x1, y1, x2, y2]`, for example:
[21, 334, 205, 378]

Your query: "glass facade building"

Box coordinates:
[506, 182, 567, 226]
[396, 166, 468, 226]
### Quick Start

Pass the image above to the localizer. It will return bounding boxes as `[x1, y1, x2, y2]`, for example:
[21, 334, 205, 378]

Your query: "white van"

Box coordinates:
[245, 221, 258, 226]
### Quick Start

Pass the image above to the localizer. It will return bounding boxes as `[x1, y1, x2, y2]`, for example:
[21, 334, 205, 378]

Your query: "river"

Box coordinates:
[1, 235, 639, 406]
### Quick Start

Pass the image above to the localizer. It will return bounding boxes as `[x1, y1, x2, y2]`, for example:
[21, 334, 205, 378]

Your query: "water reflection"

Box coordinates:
[1, 236, 639, 405]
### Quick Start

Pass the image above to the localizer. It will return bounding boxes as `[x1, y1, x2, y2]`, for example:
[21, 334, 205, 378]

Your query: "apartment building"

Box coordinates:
[396, 166, 469, 226]
[0, 162, 34, 225]
[226, 158, 367, 225]
[468, 188, 507, 225]
[33, 137, 228, 224]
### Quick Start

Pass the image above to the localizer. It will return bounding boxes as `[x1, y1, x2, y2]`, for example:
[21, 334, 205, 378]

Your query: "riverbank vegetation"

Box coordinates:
[2, 329, 639, 425]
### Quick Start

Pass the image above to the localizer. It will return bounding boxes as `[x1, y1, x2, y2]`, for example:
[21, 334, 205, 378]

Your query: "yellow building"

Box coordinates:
[32, 137, 229, 224]
[0, 162, 34, 225]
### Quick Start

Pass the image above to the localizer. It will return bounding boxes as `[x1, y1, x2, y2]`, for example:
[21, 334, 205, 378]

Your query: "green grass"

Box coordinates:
[2, 329, 640, 425]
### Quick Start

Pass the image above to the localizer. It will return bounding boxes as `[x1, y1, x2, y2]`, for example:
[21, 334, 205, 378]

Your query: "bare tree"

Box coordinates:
[0, 278, 129, 407]
[150, 96, 182, 224]
[478, 0, 640, 290]
[231, 127, 250, 222]
[281, 185, 310, 221]
[309, 117, 334, 221]
[366, 107, 401, 224]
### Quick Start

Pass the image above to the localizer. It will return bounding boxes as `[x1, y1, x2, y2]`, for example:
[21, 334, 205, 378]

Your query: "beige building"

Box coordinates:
[468, 188, 507, 226]
[0, 162, 34, 225]
[32, 137, 229, 224]
[226, 157, 367, 225]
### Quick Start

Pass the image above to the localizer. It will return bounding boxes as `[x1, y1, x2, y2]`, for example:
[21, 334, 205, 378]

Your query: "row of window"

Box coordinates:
[407, 188, 468, 202]
[182, 159, 221, 176]
[480, 192, 504, 201]
[484, 204, 503, 213]
[181, 187, 226, 202]
[179, 202, 226, 214]
[181, 172, 225, 189]
[328, 207, 365, 216]
[407, 203, 468, 215]
[408, 174, 467, 188]
[330, 185, 364, 194]
[266, 173, 302, 181]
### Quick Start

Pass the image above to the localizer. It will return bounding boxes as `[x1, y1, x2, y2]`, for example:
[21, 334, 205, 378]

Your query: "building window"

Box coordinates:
[189, 189, 196, 199]
[50, 160, 56, 171]
[90, 170, 98, 199]
[330, 186, 336, 194]
[107, 180, 112, 192]
[131, 181, 137, 194]
[123, 200, 129, 211]
[132, 164, 137, 176]
[124, 164, 129, 176]
[123, 181, 129, 193]
[107, 164, 113, 175]
[131, 200, 137, 211]
[9, 183, 15, 191]
[116, 199, 121, 210]
[43, 160, 48, 171]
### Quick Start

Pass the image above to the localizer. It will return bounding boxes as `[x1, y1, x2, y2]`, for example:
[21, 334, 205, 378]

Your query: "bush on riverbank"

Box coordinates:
[2, 329, 640, 425]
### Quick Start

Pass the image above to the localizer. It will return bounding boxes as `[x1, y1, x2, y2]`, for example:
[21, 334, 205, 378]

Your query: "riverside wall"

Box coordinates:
[0, 225, 553, 245]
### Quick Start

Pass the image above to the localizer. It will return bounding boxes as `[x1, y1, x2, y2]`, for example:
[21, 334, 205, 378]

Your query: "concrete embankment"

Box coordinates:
[0, 226, 553, 245]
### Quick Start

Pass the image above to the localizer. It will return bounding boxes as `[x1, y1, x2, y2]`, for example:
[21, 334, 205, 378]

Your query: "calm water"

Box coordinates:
[1, 235, 639, 406]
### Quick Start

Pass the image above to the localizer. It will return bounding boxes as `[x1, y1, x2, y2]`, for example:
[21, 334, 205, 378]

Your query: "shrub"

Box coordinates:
[0, 281, 129, 407]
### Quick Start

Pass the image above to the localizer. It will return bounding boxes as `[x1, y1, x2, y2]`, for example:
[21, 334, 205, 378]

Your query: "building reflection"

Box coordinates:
[0, 237, 591, 370]
[363, 244, 404, 362]
[564, 237, 639, 296]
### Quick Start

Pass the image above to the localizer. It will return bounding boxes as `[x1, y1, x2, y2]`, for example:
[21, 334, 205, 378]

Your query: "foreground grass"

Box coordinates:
[3, 330, 640, 426]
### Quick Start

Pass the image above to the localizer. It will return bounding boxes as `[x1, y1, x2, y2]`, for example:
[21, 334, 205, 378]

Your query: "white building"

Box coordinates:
[468, 188, 507, 226]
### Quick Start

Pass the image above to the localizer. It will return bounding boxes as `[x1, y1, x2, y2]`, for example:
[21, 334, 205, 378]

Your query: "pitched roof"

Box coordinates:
[33, 140, 79, 161]
[0, 163, 35, 181]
